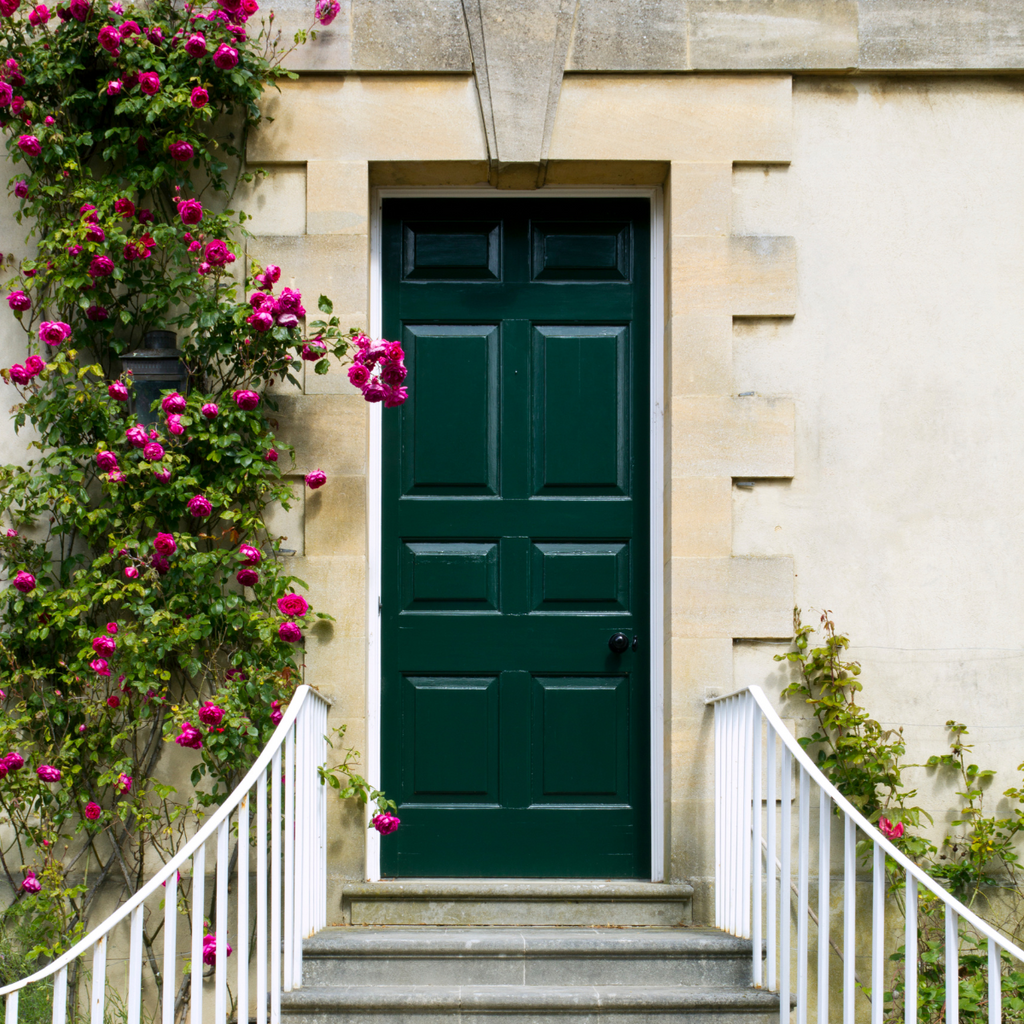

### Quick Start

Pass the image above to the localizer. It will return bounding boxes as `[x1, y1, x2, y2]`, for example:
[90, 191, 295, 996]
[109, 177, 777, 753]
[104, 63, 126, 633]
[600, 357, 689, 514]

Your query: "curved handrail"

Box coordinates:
[709, 684, 1024, 963]
[0, 683, 325, 997]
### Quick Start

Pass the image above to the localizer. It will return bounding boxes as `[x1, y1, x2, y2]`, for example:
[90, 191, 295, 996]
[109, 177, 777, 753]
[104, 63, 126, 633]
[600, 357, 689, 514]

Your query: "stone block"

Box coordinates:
[249, 76, 488, 164]
[236, 165, 306, 236]
[566, 0, 690, 71]
[369, 161, 492, 187]
[543, 160, 669, 186]
[689, 0, 859, 70]
[288, 554, 367, 637]
[550, 75, 793, 163]
[350, 0, 473, 71]
[670, 476, 733, 558]
[670, 555, 794, 638]
[667, 637, 734, 716]
[671, 396, 795, 477]
[306, 161, 368, 236]
[669, 162, 732, 237]
[669, 314, 733, 396]
[305, 474, 367, 558]
[272, 394, 367, 476]
[263, 479, 304, 556]
[732, 163, 792, 237]
[671, 235, 797, 317]
[305, 627, 366, 715]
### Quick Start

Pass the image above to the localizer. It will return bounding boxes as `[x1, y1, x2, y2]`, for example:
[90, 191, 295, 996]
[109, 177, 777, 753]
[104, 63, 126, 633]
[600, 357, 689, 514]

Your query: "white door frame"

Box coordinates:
[365, 185, 666, 882]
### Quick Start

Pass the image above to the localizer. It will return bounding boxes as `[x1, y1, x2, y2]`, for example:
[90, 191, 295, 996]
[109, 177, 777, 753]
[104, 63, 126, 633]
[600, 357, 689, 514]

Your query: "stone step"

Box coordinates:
[341, 880, 694, 927]
[281, 983, 782, 1024]
[302, 927, 753, 988]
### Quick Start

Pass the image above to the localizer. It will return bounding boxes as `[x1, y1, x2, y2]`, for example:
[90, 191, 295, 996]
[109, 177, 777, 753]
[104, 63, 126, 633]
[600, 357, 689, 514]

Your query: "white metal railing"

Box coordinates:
[0, 684, 329, 1024]
[710, 685, 1024, 1024]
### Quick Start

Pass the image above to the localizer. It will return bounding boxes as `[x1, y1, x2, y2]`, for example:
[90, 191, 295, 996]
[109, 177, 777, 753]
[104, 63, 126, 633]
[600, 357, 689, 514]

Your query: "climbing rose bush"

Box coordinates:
[0, 0, 402, 987]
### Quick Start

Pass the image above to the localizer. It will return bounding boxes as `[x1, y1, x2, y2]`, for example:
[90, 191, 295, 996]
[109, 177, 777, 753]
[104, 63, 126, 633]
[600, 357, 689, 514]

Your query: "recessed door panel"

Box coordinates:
[531, 542, 629, 612]
[404, 222, 501, 280]
[531, 222, 630, 281]
[401, 541, 499, 612]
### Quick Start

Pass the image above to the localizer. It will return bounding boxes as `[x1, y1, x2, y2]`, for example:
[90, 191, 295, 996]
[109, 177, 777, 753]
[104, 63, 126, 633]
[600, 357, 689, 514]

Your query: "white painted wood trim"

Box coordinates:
[366, 185, 666, 882]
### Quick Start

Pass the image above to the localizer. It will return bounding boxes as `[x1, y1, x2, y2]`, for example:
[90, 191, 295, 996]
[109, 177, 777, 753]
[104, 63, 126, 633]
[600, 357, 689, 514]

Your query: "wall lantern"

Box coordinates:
[120, 330, 188, 425]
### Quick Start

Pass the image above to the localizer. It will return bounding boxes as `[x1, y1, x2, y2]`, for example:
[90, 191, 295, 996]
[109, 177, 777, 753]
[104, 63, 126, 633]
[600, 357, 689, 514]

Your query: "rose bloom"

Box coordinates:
[198, 702, 224, 727]
[89, 255, 114, 277]
[86, 224, 105, 243]
[190, 86, 209, 108]
[96, 450, 118, 471]
[108, 381, 128, 400]
[67, 243, 83, 256]
[161, 391, 186, 413]
[87, 305, 109, 321]
[362, 379, 385, 403]
[152, 553, 169, 575]
[302, 339, 327, 361]
[205, 239, 230, 266]
[383, 385, 408, 408]
[124, 566, 139, 579]
[154, 468, 171, 484]
[239, 544, 261, 565]
[119, 17, 139, 34]
[37, 765, 61, 782]
[10, 95, 24, 114]
[107, 622, 118, 634]
[196, 261, 211, 276]
[13, 570, 35, 593]
[68, 0, 88, 16]
[348, 364, 370, 389]
[38, 321, 71, 346]
[14, 180, 28, 199]
[372, 812, 400, 835]
[276, 313, 299, 330]
[212, 42, 238, 68]
[167, 414, 184, 436]
[138, 72, 160, 95]
[179, 198, 202, 225]
[0, 83, 11, 106]
[305, 469, 326, 490]
[236, 567, 258, 586]
[381, 361, 407, 386]
[277, 593, 308, 617]
[21, 872, 41, 894]
[263, 264, 281, 284]
[125, 425, 147, 448]
[9, 364, 30, 385]
[106, 78, 123, 95]
[17, 135, 41, 157]
[114, 773, 132, 793]
[0, 0, 19, 15]
[7, 290, 30, 311]
[278, 621, 302, 643]
[201, 402, 218, 419]
[187, 494, 212, 517]
[154, 532, 176, 555]
[4, 752, 23, 771]
[84, 801, 101, 820]
[246, 310, 272, 332]
[184, 31, 206, 56]
[106, 694, 119, 709]
[264, 448, 278, 463]
[90, 658, 111, 677]
[174, 722, 203, 749]
[233, 389, 260, 410]
[28, 4, 49, 23]
[92, 634, 116, 654]
[97, 25, 120, 52]
[315, 0, 338, 24]
[136, 207, 153, 224]
[25, 355, 44, 377]
[169, 140, 193, 162]
[276, 287, 304, 315]
[114, 197, 134, 218]
[201, 935, 232, 967]
[123, 242, 142, 262]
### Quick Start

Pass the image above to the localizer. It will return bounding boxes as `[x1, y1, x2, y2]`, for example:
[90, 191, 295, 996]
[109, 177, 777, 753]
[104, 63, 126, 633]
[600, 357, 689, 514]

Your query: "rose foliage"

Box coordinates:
[0, 0, 402, 990]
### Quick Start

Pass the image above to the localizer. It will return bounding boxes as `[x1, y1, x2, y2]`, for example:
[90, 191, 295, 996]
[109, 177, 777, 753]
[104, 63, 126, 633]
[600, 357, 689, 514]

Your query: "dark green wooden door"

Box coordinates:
[381, 197, 650, 877]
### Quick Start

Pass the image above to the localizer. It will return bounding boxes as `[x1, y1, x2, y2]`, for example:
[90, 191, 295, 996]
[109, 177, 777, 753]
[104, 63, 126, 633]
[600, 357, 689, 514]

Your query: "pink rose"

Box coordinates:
[84, 802, 101, 820]
[277, 593, 308, 617]
[17, 135, 41, 157]
[106, 694, 120, 708]
[137, 208, 154, 224]
[106, 80, 122, 96]
[190, 86, 208, 108]
[362, 379, 385, 403]
[68, 0, 88, 17]
[198, 702, 224, 726]
[12, 570, 35, 592]
[21, 871, 41, 893]
[38, 321, 71, 346]
[119, 18, 139, 34]
[86, 225, 105, 243]
[37, 764, 61, 782]
[212, 43, 238, 68]
[233, 389, 259, 410]
[878, 817, 904, 840]
[108, 381, 128, 400]
[276, 287, 304, 315]
[302, 341, 326, 362]
[92, 634, 115, 654]
[184, 31, 206, 56]
[154, 468, 172, 484]
[381, 361, 407, 386]
[138, 72, 160, 95]
[187, 494, 212, 517]
[89, 255, 114, 277]
[107, 622, 118, 634]
[114, 198, 134, 218]
[7, 291, 29, 311]
[13, 181, 28, 199]
[87, 305, 109, 321]
[4, 752, 24, 771]
[169, 140, 194, 162]
[8, 364, 30, 385]
[236, 567, 258, 587]
[263, 264, 281, 284]
[167, 414, 184, 436]
[125, 425, 147, 448]
[201, 402, 218, 419]
[90, 658, 111, 676]
[314, 0, 338, 24]
[174, 722, 203, 749]
[114, 773, 132, 793]
[278, 621, 302, 643]
[348, 364, 370, 389]
[305, 470, 326, 490]
[239, 544, 261, 565]
[154, 532, 176, 555]
[371, 812, 400, 835]
[124, 566, 139, 579]
[276, 313, 299, 330]
[246, 310, 273, 332]
[179, 199, 203, 225]
[205, 239, 231, 266]
[97, 25, 120, 52]
[96, 450, 118, 471]
[201, 934, 232, 967]
[28, 3, 49, 23]
[264, 448, 278, 463]
[25, 355, 44, 376]
[383, 385, 408, 408]
[0, 83, 11, 106]
[161, 392, 186, 413]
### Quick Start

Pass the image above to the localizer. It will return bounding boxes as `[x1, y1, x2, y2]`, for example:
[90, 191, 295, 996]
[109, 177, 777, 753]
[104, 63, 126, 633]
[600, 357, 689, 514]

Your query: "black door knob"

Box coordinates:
[608, 632, 630, 654]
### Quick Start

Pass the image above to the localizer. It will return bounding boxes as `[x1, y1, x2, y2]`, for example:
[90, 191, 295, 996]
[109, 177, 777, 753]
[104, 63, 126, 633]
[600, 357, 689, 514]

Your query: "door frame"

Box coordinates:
[364, 186, 666, 881]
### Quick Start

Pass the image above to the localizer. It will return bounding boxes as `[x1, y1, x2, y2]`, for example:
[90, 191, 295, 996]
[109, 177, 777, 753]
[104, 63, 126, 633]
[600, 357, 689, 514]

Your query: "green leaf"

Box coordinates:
[318, 294, 333, 314]
[314, 358, 330, 375]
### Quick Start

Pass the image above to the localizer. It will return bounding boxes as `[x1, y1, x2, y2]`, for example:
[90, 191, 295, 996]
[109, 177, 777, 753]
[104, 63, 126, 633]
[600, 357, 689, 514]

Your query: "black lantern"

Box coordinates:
[120, 330, 188, 425]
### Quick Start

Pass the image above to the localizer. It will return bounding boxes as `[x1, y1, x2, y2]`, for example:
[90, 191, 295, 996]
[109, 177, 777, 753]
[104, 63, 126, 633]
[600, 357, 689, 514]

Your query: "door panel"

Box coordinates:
[382, 197, 650, 878]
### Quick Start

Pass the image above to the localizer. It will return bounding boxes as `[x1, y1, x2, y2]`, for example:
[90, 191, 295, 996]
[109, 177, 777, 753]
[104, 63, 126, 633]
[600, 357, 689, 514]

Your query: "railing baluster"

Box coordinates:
[283, 724, 296, 992]
[724, 696, 733, 933]
[50, 968, 66, 1024]
[752, 705, 763, 986]
[257, 768, 268, 1024]
[216, 819, 229, 1024]
[318, 701, 327, 930]
[271, 747, 282, 1024]
[163, 864, 177, 1024]
[906, 875, 918, 1024]
[191, 844, 205, 1024]
[797, 768, 809, 1024]
[766, 729, 777, 991]
[741, 697, 753, 940]
[844, 815, 856, 1024]
[818, 789, 831, 1024]
[872, 841, 884, 1024]
[714, 690, 723, 929]
[128, 905, 144, 1024]
[780, 745, 792, 1024]
[5, 990, 17, 1024]
[90, 935, 106, 1024]
[989, 937, 1001, 1024]
[947, 904, 959, 1024]
[237, 792, 250, 1024]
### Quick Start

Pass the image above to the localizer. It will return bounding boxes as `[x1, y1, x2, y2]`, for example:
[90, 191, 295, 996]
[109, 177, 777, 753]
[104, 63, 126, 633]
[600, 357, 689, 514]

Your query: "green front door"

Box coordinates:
[381, 197, 651, 878]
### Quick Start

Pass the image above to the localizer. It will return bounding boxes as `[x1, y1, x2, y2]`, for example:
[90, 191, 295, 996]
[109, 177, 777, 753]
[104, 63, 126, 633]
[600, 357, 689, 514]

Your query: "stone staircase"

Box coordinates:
[281, 882, 782, 1023]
